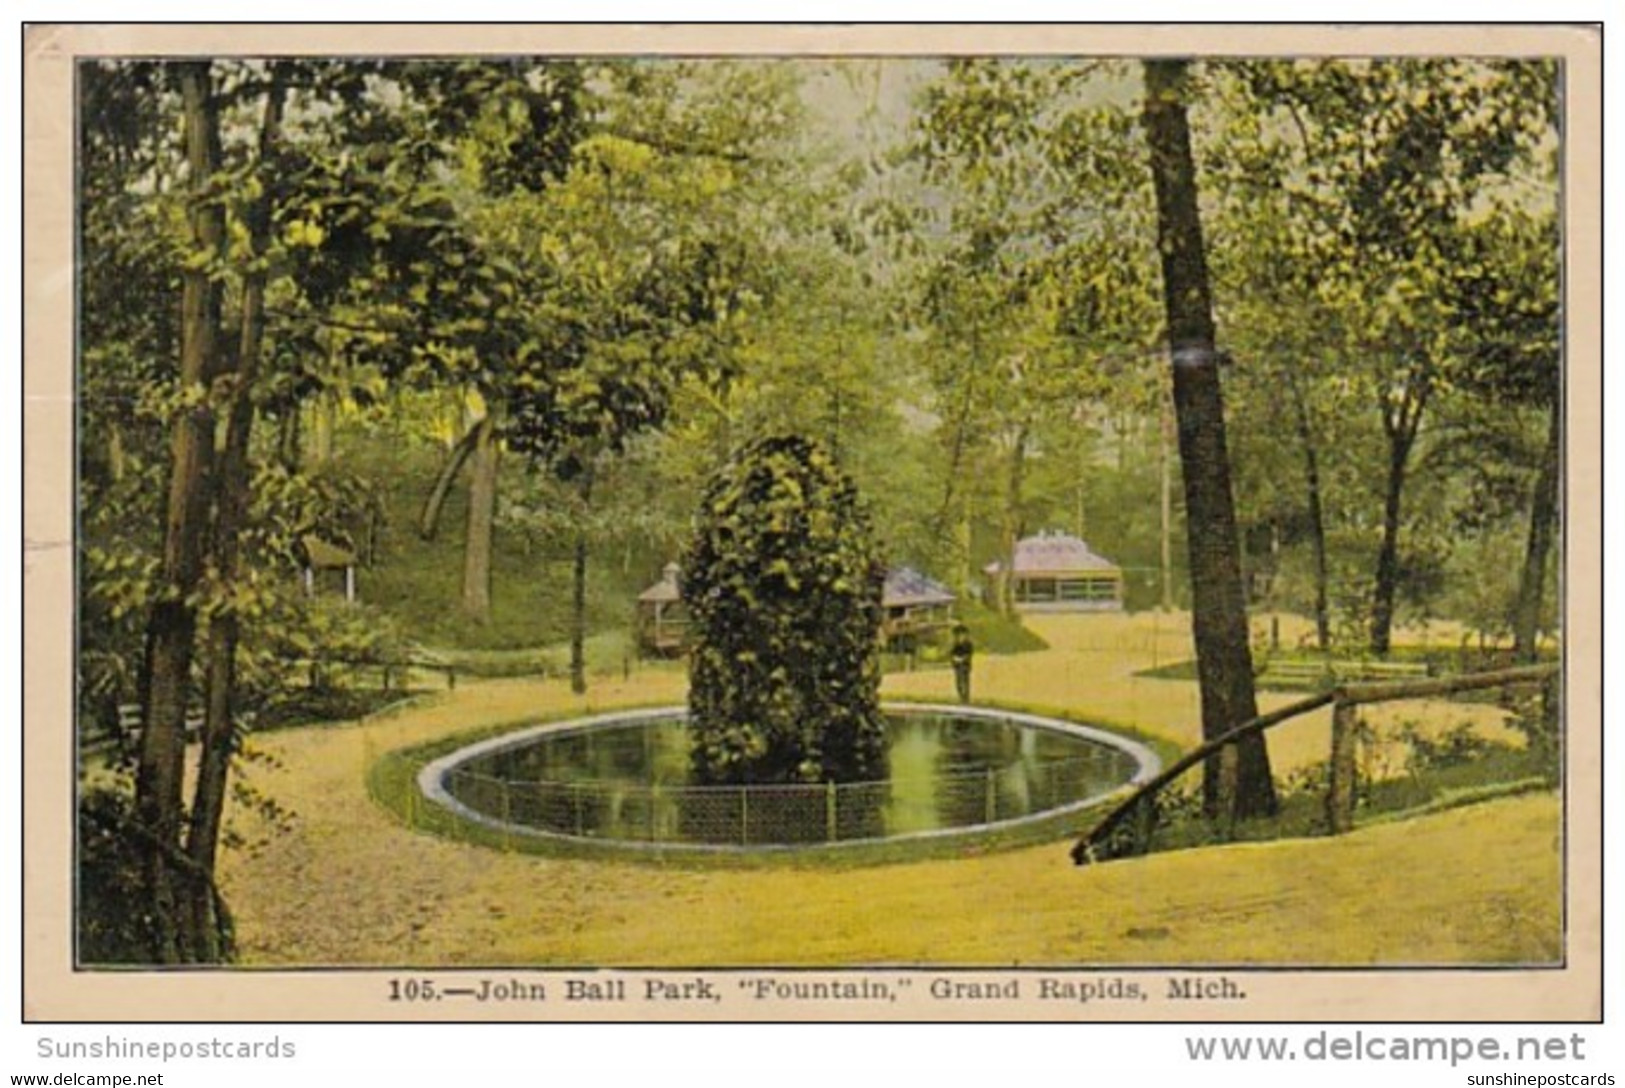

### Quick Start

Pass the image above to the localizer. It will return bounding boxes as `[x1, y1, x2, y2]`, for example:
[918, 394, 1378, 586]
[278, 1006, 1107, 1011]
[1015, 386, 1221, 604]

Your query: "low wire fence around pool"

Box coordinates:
[430, 746, 1142, 850]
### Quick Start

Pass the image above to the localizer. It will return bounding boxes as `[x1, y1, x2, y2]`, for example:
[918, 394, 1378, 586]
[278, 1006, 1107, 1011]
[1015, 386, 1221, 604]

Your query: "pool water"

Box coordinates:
[427, 706, 1154, 850]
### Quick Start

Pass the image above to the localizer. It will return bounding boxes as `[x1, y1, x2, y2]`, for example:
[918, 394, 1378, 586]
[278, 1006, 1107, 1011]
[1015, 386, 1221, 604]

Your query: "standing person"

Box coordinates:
[950, 622, 974, 704]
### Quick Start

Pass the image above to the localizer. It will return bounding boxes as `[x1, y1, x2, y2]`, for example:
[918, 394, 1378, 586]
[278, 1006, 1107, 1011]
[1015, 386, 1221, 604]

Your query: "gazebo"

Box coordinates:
[298, 535, 358, 603]
[635, 562, 691, 657]
[984, 532, 1124, 613]
[881, 566, 957, 650]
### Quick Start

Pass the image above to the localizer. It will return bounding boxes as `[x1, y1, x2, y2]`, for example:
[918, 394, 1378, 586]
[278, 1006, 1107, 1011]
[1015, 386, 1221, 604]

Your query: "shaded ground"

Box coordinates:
[214, 612, 1559, 967]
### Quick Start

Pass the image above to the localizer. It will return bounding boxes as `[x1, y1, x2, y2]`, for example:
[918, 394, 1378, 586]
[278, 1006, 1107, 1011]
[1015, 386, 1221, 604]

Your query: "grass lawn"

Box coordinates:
[336, 431, 655, 652]
[214, 611, 1561, 967]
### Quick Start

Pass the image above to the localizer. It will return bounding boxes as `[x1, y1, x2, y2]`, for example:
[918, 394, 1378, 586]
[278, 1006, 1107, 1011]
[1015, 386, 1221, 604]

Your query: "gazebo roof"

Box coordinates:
[883, 566, 956, 609]
[984, 532, 1120, 576]
[299, 535, 356, 569]
[638, 562, 682, 604]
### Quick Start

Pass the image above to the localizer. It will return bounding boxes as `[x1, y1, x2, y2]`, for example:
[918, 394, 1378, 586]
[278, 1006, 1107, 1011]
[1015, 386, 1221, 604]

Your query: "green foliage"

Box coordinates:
[1504, 687, 1562, 785]
[1129, 726, 1547, 858]
[1203, 58, 1560, 650]
[1397, 718, 1497, 774]
[684, 435, 887, 785]
[77, 787, 235, 965]
[331, 428, 650, 651]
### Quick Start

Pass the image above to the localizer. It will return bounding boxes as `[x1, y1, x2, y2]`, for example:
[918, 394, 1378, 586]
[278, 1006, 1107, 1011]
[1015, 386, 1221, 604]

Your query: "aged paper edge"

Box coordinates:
[21, 22, 1603, 1023]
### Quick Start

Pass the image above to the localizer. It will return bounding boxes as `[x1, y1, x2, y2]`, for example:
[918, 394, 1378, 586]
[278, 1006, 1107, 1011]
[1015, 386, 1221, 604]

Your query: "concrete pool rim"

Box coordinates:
[415, 702, 1163, 855]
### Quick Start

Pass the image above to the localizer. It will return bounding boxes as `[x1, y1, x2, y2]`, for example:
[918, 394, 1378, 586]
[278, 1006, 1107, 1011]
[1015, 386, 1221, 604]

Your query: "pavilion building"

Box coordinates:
[983, 531, 1124, 613]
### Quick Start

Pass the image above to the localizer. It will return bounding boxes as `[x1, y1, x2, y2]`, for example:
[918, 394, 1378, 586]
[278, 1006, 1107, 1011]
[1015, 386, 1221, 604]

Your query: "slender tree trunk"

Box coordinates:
[1370, 404, 1421, 656]
[936, 351, 980, 597]
[418, 417, 484, 540]
[570, 474, 595, 695]
[1143, 58, 1276, 820]
[1513, 394, 1561, 662]
[956, 486, 974, 600]
[310, 338, 337, 465]
[185, 74, 286, 963]
[997, 423, 1030, 616]
[135, 61, 224, 963]
[1286, 371, 1331, 651]
[1159, 389, 1175, 611]
[310, 389, 334, 464]
[463, 415, 498, 621]
[108, 424, 126, 483]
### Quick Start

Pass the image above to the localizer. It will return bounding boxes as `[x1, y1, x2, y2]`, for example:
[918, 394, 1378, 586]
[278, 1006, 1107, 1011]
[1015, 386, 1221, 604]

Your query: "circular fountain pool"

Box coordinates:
[417, 704, 1159, 853]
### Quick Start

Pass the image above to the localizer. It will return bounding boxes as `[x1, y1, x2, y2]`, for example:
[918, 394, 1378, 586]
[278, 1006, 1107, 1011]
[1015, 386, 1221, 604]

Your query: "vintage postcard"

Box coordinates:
[22, 23, 1601, 1023]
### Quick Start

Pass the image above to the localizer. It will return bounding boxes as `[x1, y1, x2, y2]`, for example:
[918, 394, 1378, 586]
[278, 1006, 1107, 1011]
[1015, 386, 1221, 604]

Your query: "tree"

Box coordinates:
[1142, 59, 1276, 819]
[386, 59, 586, 623]
[475, 61, 794, 691]
[184, 65, 289, 959]
[1448, 209, 1561, 661]
[131, 61, 228, 964]
[84, 58, 567, 962]
[684, 434, 887, 785]
[1216, 58, 1558, 654]
[908, 60, 1159, 603]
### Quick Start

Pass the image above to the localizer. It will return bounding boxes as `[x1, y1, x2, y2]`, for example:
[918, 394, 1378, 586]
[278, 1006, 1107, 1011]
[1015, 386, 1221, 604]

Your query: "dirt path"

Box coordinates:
[216, 613, 1556, 966]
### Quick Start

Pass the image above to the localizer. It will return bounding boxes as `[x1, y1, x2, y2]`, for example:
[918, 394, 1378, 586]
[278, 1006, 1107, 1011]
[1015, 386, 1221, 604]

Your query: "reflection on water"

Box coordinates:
[445, 711, 1138, 847]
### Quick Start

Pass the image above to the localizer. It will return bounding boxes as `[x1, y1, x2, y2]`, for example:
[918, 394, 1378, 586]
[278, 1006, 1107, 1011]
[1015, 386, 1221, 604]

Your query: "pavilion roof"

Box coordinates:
[983, 532, 1120, 576]
[883, 566, 956, 608]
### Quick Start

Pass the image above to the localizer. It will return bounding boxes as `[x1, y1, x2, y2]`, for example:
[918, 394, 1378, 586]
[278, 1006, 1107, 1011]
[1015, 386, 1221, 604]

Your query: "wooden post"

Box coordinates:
[500, 782, 512, 852]
[826, 780, 838, 842]
[1122, 795, 1156, 856]
[1326, 699, 1359, 834]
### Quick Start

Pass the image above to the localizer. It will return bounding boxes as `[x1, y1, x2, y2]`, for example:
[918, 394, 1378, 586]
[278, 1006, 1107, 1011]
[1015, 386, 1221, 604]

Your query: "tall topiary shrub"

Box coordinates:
[684, 434, 886, 785]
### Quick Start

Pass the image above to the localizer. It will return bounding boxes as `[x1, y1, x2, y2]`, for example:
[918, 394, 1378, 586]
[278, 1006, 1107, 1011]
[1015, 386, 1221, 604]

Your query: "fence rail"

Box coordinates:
[1070, 662, 1560, 865]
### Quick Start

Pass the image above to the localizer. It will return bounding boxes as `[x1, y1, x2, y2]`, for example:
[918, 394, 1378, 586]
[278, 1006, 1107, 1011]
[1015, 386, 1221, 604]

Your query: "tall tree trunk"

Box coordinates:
[1159, 388, 1175, 611]
[135, 61, 224, 963]
[462, 415, 498, 621]
[1369, 393, 1423, 656]
[185, 73, 286, 963]
[936, 350, 980, 598]
[1143, 58, 1276, 820]
[956, 486, 974, 600]
[1286, 371, 1331, 651]
[569, 474, 595, 695]
[310, 335, 338, 465]
[1513, 394, 1561, 662]
[310, 388, 334, 464]
[996, 423, 1030, 616]
[1369, 444, 1407, 656]
[107, 424, 126, 482]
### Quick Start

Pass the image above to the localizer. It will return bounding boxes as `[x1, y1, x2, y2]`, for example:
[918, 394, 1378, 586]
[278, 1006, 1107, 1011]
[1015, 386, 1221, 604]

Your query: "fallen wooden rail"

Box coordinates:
[1069, 691, 1335, 865]
[1071, 662, 1558, 866]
